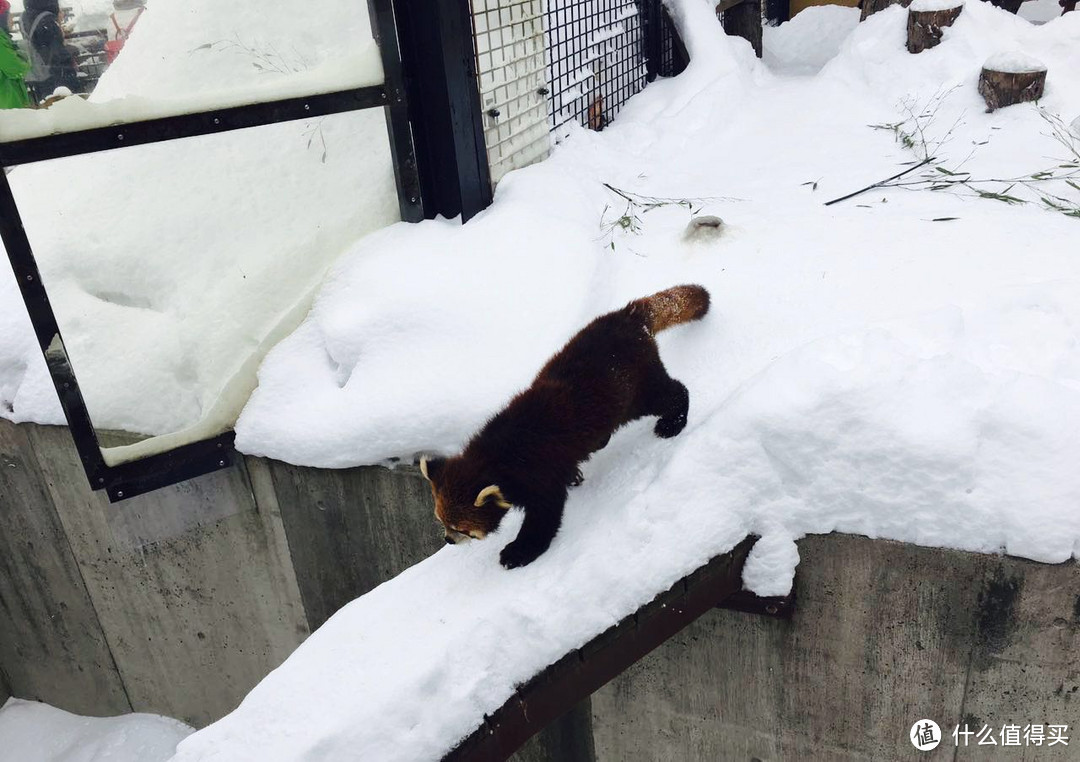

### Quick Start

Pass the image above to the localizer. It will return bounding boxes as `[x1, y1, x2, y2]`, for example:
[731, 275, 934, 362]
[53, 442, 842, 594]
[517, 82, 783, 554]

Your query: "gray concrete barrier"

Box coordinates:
[592, 535, 1080, 761]
[1, 418, 1077, 760]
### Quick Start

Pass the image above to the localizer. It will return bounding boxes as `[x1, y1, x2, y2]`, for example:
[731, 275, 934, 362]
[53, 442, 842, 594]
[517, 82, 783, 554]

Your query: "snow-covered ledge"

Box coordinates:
[1, 420, 1077, 761]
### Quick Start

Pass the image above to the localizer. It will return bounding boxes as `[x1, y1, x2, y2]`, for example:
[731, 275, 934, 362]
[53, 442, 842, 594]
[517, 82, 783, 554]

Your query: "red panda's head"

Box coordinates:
[420, 456, 511, 545]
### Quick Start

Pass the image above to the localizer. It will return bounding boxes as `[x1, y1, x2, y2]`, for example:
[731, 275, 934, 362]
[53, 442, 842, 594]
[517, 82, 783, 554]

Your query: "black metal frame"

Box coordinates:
[393, 0, 492, 220]
[642, 0, 690, 83]
[1, 0, 493, 501]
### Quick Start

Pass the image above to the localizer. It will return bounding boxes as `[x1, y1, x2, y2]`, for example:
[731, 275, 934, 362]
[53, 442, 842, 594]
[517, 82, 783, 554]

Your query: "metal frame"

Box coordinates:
[394, 0, 493, 221]
[0, 88, 388, 166]
[1, 0, 492, 501]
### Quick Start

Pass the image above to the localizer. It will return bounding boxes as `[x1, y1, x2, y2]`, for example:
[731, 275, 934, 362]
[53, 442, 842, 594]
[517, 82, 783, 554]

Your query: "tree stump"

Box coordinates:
[861, 0, 912, 22]
[907, 2, 963, 53]
[977, 54, 1047, 112]
[718, 0, 763, 58]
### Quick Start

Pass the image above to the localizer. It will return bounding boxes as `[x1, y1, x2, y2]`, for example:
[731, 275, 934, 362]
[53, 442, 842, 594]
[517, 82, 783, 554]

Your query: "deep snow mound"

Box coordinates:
[763, 5, 861, 75]
[0, 698, 192, 762]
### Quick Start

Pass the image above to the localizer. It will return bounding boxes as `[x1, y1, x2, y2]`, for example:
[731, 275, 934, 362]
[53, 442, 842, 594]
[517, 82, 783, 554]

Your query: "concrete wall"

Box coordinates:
[252, 458, 442, 629]
[592, 535, 1080, 761]
[0, 421, 130, 717]
[1, 418, 1078, 761]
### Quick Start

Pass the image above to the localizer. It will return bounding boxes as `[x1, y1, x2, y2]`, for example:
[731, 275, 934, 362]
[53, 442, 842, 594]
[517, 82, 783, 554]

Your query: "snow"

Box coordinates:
[1018, 0, 1065, 25]
[169, 2, 1080, 761]
[0, 698, 192, 762]
[983, 50, 1048, 72]
[0, 0, 398, 461]
[1, 1, 1079, 759]
[763, 5, 860, 75]
[0, 0, 384, 141]
[910, 0, 964, 12]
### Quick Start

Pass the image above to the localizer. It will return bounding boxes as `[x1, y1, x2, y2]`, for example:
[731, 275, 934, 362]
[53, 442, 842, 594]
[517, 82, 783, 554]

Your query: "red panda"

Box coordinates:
[420, 284, 710, 569]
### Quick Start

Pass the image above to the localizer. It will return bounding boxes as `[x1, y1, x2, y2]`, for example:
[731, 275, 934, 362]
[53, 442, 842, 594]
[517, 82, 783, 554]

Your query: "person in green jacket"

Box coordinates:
[0, 0, 32, 109]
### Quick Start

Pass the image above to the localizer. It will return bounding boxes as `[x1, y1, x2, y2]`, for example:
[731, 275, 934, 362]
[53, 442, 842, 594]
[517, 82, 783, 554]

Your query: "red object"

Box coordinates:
[105, 8, 144, 64]
[0, 0, 10, 15]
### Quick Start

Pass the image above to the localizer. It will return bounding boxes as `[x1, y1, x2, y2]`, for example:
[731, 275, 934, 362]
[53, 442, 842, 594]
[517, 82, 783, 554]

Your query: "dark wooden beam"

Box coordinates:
[442, 536, 759, 762]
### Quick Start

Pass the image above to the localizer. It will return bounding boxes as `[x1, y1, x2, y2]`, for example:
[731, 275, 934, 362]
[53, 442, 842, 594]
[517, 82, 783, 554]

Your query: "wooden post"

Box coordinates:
[978, 54, 1047, 112]
[717, 0, 763, 58]
[906, 2, 963, 54]
[861, 0, 912, 22]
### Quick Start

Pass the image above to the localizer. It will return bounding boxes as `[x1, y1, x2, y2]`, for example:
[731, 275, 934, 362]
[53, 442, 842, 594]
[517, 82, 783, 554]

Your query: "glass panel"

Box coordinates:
[2, 108, 398, 464]
[0, 0, 383, 142]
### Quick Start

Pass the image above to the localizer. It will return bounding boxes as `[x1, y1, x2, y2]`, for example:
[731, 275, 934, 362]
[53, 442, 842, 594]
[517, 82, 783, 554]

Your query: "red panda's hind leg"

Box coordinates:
[638, 361, 689, 439]
[653, 378, 689, 438]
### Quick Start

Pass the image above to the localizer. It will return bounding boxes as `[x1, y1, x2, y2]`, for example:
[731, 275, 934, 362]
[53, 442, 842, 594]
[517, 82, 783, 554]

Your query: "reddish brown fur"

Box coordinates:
[422, 284, 710, 568]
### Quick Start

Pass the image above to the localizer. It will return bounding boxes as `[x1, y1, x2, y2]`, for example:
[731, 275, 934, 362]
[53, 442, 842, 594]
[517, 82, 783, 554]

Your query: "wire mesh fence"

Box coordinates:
[544, 0, 686, 136]
[470, 0, 552, 184]
[466, 0, 688, 183]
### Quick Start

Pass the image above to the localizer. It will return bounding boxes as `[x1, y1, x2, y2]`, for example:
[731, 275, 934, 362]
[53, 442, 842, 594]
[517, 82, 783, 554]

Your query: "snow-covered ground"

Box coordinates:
[0, 698, 192, 762]
[166, 2, 1080, 761]
[2, 1, 1079, 759]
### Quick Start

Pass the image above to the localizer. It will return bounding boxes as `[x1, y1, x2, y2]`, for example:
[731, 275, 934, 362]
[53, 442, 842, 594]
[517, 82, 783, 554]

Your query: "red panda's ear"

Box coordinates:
[420, 456, 446, 484]
[474, 485, 511, 509]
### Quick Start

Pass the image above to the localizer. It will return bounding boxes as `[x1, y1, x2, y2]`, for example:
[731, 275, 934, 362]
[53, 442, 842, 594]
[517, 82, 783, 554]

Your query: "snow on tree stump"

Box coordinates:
[861, 0, 912, 22]
[906, 0, 963, 54]
[977, 53, 1048, 112]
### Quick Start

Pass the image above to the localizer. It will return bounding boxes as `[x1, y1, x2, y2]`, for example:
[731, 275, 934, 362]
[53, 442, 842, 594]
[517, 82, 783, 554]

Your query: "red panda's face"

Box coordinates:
[420, 456, 511, 545]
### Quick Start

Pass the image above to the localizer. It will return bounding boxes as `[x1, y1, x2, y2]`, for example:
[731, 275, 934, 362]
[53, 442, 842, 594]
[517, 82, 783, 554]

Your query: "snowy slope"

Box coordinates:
[0, 0, 397, 451]
[170, 4, 1080, 762]
[0, 698, 192, 762]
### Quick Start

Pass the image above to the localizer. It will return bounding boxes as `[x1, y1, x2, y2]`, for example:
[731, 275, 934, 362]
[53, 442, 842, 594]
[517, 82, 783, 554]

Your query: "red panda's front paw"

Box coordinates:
[500, 541, 540, 569]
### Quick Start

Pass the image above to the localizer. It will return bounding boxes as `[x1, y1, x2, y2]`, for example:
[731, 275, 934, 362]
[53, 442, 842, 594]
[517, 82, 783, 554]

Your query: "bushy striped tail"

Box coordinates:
[628, 285, 710, 334]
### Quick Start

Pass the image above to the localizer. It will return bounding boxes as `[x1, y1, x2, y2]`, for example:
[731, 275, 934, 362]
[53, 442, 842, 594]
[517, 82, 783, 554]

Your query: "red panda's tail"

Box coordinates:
[628, 285, 710, 334]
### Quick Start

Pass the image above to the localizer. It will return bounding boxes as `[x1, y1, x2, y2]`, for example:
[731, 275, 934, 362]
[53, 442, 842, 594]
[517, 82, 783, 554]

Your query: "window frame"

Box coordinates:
[0, 0, 432, 501]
